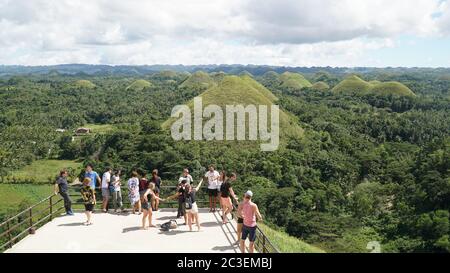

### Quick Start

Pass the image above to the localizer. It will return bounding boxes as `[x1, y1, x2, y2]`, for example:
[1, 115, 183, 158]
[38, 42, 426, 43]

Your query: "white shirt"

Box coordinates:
[205, 170, 220, 189]
[178, 174, 193, 185]
[101, 172, 111, 189]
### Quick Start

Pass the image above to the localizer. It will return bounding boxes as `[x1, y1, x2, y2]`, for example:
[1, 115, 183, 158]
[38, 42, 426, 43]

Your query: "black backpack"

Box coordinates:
[184, 193, 193, 210]
[160, 220, 177, 231]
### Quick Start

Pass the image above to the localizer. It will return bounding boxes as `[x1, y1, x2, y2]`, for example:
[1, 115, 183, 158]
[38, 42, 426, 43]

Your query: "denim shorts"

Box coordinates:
[242, 225, 257, 242]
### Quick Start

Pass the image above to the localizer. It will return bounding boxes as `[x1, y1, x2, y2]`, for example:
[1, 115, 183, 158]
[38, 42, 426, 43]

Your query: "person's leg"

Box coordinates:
[177, 198, 182, 218]
[84, 211, 89, 223]
[112, 191, 118, 211]
[141, 210, 148, 229]
[249, 242, 255, 253]
[248, 227, 256, 253]
[148, 210, 155, 227]
[187, 212, 193, 231]
[237, 223, 243, 243]
[240, 239, 246, 253]
[137, 200, 142, 214]
[87, 211, 92, 224]
[195, 213, 200, 231]
[155, 193, 160, 211]
[208, 191, 213, 212]
[60, 192, 72, 214]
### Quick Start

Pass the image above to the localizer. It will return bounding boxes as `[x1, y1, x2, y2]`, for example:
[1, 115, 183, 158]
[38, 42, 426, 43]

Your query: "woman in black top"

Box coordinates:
[185, 179, 203, 231]
[220, 173, 238, 224]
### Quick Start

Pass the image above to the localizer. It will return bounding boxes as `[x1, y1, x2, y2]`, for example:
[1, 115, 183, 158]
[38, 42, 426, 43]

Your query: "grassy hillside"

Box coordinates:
[0, 184, 53, 214]
[179, 71, 216, 90]
[311, 81, 330, 91]
[259, 223, 325, 253]
[8, 160, 82, 183]
[126, 79, 152, 91]
[279, 72, 312, 90]
[332, 75, 415, 96]
[73, 79, 96, 89]
[163, 75, 303, 140]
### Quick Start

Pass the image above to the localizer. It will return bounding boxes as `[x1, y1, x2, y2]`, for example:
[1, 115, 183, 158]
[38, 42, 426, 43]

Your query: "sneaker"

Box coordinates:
[67, 211, 75, 216]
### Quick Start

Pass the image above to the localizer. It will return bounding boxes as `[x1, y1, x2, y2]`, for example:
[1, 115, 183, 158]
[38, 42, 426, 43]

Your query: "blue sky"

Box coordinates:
[0, 0, 450, 67]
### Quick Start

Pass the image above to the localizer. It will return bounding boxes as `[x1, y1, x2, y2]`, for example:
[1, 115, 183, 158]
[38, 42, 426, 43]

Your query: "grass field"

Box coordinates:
[83, 123, 116, 134]
[0, 184, 53, 214]
[259, 223, 325, 253]
[9, 160, 82, 182]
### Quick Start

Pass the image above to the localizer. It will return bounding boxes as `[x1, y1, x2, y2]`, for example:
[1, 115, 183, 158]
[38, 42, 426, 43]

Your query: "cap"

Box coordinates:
[245, 190, 253, 197]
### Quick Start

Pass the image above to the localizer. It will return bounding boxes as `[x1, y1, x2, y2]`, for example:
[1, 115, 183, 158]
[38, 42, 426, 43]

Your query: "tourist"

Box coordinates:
[185, 179, 204, 231]
[217, 170, 226, 212]
[167, 179, 189, 225]
[236, 194, 245, 244]
[238, 190, 263, 253]
[139, 171, 149, 198]
[80, 177, 96, 225]
[54, 169, 73, 216]
[110, 169, 123, 213]
[128, 171, 141, 214]
[141, 183, 164, 229]
[151, 169, 162, 211]
[84, 164, 101, 190]
[220, 172, 238, 224]
[101, 167, 112, 213]
[205, 165, 220, 212]
[178, 168, 193, 185]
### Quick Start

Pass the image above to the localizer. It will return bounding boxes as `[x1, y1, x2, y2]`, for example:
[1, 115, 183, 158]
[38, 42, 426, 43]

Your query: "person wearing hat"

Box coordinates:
[238, 190, 262, 253]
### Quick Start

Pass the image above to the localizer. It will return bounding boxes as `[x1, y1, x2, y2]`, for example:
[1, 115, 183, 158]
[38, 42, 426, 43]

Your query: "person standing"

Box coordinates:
[178, 168, 193, 185]
[80, 177, 96, 225]
[101, 167, 112, 213]
[236, 195, 245, 245]
[185, 179, 203, 232]
[238, 190, 263, 254]
[54, 170, 73, 216]
[217, 170, 226, 212]
[151, 169, 162, 211]
[84, 164, 101, 190]
[110, 170, 123, 213]
[141, 183, 164, 229]
[220, 173, 238, 224]
[205, 165, 220, 212]
[128, 171, 141, 214]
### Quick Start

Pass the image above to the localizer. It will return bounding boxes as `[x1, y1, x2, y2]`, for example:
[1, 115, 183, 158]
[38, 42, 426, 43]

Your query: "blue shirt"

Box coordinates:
[85, 171, 99, 189]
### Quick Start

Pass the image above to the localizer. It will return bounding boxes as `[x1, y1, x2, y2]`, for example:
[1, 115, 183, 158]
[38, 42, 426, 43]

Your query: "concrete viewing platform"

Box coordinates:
[5, 208, 240, 253]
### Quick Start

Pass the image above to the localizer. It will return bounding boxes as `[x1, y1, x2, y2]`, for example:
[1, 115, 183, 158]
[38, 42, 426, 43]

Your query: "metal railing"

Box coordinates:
[1, 183, 279, 253]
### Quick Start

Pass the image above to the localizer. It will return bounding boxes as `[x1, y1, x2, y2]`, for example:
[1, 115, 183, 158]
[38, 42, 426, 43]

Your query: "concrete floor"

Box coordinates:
[5, 208, 240, 253]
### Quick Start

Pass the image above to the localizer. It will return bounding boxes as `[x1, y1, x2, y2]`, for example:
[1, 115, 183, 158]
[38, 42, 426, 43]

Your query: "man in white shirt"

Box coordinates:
[205, 165, 220, 212]
[178, 168, 193, 185]
[101, 167, 112, 213]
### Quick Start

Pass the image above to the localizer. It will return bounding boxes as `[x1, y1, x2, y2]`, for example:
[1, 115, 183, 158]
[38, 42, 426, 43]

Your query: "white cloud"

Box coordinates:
[0, 0, 448, 66]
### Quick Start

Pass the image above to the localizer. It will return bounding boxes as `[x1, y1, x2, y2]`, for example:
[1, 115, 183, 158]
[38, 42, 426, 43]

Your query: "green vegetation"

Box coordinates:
[310, 81, 330, 91]
[0, 66, 449, 253]
[73, 79, 96, 89]
[332, 75, 415, 96]
[8, 160, 82, 183]
[179, 71, 216, 90]
[279, 72, 312, 90]
[259, 223, 325, 253]
[126, 79, 152, 91]
[0, 184, 52, 214]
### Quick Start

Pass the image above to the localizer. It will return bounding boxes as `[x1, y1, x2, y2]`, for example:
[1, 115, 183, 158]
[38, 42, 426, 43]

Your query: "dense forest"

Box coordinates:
[0, 66, 449, 253]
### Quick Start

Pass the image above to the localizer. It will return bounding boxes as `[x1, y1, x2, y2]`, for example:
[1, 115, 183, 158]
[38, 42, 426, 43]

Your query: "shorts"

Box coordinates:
[186, 202, 199, 214]
[242, 225, 257, 242]
[84, 204, 94, 212]
[142, 201, 150, 211]
[237, 217, 244, 224]
[101, 188, 110, 198]
[208, 188, 218, 197]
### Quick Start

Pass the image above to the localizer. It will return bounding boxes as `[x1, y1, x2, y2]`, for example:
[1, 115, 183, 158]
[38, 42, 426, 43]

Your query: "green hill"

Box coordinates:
[239, 70, 254, 77]
[311, 81, 330, 91]
[179, 71, 216, 90]
[73, 80, 96, 89]
[126, 79, 152, 91]
[279, 72, 312, 90]
[332, 75, 415, 96]
[210, 71, 227, 83]
[163, 75, 303, 141]
[332, 75, 372, 94]
[371, 82, 416, 96]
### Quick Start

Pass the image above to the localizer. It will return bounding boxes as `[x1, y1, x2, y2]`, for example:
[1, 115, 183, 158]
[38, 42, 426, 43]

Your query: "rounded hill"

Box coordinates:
[279, 72, 312, 90]
[126, 79, 152, 91]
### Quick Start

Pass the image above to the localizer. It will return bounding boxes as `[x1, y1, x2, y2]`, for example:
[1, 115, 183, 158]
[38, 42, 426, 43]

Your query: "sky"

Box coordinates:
[1, 0, 450, 67]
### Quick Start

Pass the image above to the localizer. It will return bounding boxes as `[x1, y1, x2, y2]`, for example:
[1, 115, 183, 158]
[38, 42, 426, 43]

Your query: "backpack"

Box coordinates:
[160, 220, 177, 231]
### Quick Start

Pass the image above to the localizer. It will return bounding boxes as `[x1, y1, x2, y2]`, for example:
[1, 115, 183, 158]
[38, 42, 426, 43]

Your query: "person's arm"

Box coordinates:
[165, 192, 181, 201]
[230, 187, 238, 202]
[195, 179, 204, 192]
[92, 189, 97, 205]
[255, 205, 263, 222]
[53, 184, 59, 195]
[237, 202, 244, 218]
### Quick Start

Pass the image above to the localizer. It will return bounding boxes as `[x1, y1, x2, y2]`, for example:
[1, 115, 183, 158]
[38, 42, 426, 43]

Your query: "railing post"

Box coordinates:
[6, 220, 12, 248]
[49, 195, 53, 220]
[28, 208, 33, 234]
[262, 234, 266, 253]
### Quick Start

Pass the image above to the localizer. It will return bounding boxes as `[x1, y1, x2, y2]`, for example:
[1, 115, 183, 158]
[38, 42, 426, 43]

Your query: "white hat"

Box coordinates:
[245, 190, 253, 197]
